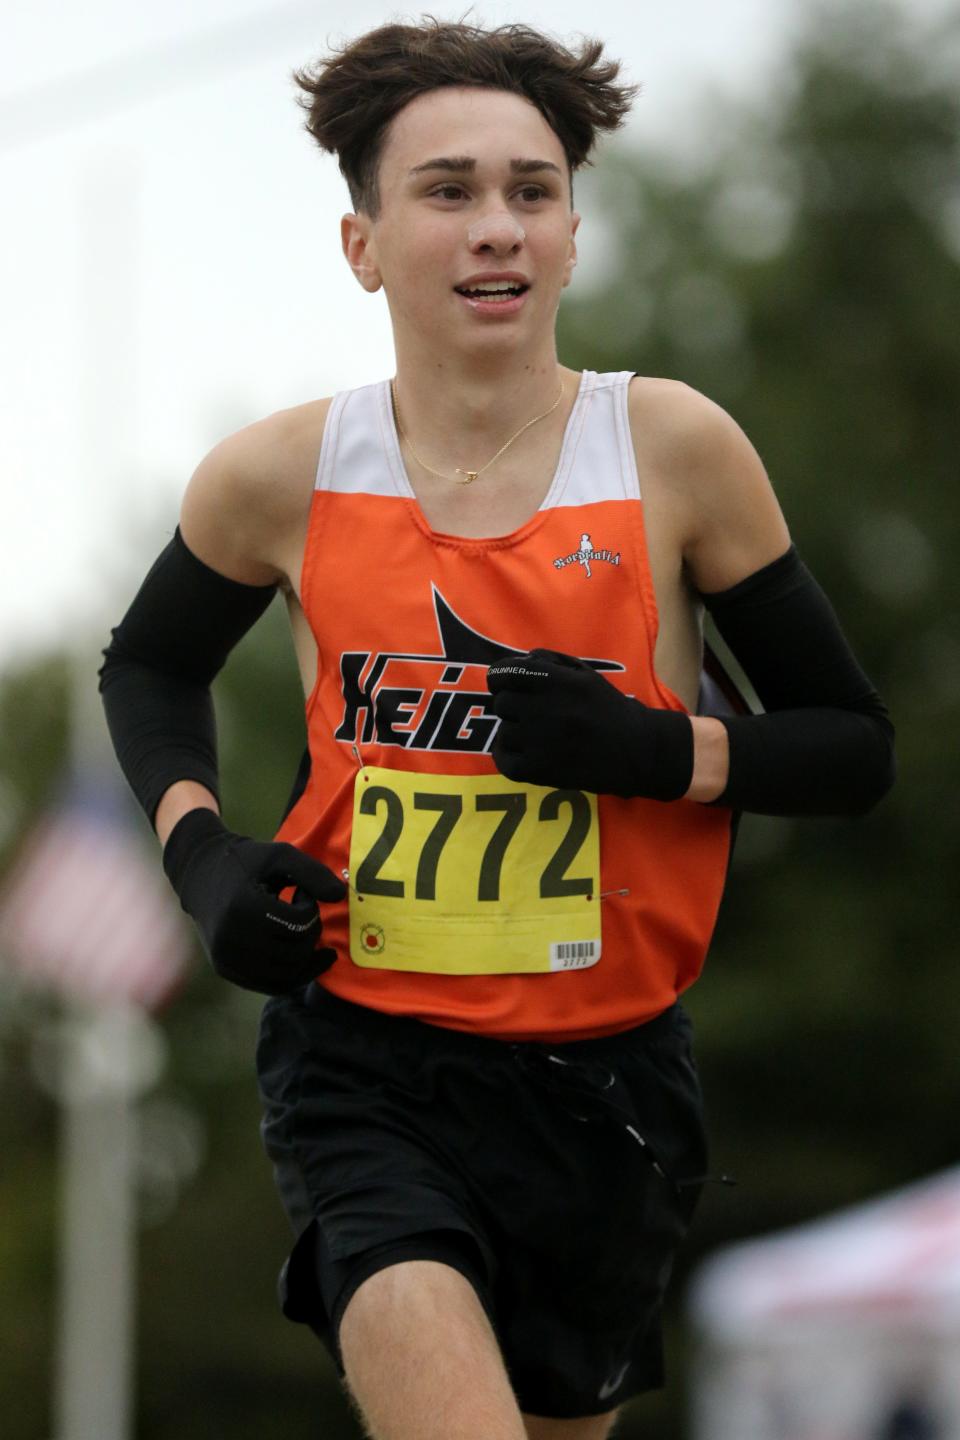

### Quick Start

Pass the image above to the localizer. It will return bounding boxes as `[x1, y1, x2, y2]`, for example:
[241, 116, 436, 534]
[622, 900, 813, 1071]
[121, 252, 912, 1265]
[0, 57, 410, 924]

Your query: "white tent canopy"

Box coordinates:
[687, 1166, 960, 1440]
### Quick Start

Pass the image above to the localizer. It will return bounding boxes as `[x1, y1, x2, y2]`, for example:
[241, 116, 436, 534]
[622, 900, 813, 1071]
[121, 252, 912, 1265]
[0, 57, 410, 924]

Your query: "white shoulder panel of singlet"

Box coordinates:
[541, 369, 642, 510]
[314, 381, 409, 497]
[314, 370, 642, 503]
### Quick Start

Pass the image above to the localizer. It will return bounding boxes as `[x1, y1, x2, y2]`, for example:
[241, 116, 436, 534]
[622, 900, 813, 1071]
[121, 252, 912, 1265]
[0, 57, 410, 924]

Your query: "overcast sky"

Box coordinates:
[0, 0, 953, 671]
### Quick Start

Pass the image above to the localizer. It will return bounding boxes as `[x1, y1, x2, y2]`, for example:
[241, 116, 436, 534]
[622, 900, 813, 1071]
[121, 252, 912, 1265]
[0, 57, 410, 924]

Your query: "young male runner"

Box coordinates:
[99, 20, 895, 1440]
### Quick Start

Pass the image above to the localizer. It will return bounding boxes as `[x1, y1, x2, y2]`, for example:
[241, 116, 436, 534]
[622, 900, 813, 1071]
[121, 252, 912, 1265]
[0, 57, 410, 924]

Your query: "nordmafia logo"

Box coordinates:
[334, 586, 623, 756]
[553, 532, 621, 579]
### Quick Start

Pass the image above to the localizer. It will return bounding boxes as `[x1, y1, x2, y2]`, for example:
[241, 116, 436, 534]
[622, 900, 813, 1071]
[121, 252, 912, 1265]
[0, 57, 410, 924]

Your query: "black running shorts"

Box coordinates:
[256, 982, 708, 1420]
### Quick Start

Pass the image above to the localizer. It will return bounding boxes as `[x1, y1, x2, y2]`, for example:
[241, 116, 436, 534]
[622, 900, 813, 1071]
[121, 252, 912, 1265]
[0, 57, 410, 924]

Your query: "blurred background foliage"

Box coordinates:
[1, 1, 958, 1435]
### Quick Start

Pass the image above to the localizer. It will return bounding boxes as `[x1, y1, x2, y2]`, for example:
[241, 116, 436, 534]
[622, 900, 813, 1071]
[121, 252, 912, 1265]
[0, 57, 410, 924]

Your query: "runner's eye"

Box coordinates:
[428, 185, 549, 203]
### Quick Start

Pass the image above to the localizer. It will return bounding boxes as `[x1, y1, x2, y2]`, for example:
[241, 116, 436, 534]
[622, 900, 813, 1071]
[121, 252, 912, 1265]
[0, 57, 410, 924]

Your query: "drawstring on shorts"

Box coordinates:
[509, 1042, 736, 1192]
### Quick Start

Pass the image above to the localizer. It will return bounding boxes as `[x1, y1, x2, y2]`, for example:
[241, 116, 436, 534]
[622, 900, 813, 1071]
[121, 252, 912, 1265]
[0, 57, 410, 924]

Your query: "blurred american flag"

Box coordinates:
[0, 768, 190, 1011]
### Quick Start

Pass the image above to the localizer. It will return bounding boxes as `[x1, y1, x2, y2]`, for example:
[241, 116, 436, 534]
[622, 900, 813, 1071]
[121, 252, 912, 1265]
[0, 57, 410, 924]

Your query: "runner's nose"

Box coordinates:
[467, 213, 526, 252]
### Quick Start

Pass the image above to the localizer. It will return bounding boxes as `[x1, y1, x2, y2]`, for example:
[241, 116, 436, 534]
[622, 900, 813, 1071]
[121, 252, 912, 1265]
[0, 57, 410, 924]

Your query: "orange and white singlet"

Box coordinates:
[274, 369, 734, 1042]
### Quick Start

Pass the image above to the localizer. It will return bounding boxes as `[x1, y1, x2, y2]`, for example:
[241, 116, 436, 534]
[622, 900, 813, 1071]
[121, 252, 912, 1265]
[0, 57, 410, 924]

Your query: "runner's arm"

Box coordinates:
[99, 431, 285, 833]
[98, 429, 344, 993]
[489, 387, 894, 816]
[675, 389, 895, 814]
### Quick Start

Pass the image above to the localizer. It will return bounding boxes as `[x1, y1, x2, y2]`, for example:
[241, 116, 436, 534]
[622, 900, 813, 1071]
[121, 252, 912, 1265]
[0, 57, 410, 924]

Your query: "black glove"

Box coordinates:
[162, 808, 346, 994]
[487, 649, 694, 800]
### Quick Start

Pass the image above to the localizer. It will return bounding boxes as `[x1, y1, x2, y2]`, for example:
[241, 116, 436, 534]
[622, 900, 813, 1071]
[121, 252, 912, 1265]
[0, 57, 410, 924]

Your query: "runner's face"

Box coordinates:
[344, 87, 579, 354]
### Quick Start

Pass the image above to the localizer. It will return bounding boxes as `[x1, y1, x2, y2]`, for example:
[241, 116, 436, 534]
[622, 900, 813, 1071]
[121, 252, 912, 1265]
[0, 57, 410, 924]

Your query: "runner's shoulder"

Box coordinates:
[188, 395, 333, 514]
[626, 376, 788, 587]
[627, 376, 755, 484]
[181, 396, 333, 586]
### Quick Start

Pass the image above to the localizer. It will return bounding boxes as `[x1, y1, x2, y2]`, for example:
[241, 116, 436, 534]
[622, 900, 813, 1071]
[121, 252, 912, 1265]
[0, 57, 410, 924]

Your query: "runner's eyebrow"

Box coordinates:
[408, 156, 563, 178]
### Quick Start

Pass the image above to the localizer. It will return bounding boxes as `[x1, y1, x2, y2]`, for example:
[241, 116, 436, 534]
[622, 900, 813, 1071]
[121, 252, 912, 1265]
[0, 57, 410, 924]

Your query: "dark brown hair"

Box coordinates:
[291, 16, 639, 218]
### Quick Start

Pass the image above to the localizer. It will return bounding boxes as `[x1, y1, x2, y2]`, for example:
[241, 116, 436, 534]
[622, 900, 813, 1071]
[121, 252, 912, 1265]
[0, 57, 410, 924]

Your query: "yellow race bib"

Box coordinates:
[348, 767, 601, 975]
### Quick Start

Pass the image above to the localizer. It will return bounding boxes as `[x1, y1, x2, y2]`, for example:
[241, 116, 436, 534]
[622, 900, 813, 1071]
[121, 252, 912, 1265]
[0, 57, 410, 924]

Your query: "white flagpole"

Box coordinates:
[52, 1004, 140, 1440]
[52, 153, 142, 1440]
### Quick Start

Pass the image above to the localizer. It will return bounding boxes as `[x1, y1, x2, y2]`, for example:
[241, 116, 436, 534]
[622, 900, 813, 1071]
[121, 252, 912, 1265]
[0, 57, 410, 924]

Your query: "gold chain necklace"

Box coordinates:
[390, 376, 564, 484]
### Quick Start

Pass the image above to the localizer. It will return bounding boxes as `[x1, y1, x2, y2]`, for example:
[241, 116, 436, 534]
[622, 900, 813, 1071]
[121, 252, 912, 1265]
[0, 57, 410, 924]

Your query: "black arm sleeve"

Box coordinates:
[98, 528, 277, 827]
[700, 546, 896, 816]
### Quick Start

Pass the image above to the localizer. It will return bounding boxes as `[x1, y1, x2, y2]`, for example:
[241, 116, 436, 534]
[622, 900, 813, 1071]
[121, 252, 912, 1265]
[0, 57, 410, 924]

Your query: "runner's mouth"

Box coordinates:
[453, 282, 531, 301]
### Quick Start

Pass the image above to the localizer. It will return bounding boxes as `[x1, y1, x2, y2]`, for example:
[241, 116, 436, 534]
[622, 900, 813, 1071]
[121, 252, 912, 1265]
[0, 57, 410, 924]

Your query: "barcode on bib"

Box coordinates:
[549, 940, 601, 971]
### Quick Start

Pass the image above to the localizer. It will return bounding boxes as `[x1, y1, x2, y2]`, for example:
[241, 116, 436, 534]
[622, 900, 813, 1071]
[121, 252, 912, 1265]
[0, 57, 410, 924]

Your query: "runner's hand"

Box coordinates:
[487, 648, 694, 800]
[162, 808, 345, 993]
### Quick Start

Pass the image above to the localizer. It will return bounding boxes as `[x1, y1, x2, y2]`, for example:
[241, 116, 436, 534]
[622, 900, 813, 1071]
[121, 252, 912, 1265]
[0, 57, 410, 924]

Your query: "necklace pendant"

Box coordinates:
[456, 468, 479, 485]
